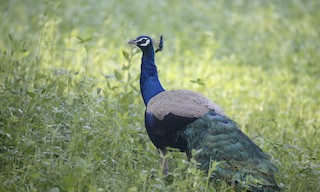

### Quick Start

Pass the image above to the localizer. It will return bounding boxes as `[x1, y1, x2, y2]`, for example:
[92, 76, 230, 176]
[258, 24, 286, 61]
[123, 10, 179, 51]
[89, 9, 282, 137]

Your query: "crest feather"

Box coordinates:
[152, 35, 163, 53]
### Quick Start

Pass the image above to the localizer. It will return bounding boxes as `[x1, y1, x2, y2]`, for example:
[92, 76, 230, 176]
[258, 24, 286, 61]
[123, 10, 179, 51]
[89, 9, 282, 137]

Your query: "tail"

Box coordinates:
[180, 111, 280, 192]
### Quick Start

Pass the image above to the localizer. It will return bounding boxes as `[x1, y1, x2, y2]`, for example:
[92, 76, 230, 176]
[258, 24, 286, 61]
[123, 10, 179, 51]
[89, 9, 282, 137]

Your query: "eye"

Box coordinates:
[139, 38, 150, 47]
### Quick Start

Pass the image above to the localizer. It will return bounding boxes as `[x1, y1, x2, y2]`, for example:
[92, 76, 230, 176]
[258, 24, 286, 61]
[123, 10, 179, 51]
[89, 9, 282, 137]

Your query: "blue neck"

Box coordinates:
[140, 47, 165, 106]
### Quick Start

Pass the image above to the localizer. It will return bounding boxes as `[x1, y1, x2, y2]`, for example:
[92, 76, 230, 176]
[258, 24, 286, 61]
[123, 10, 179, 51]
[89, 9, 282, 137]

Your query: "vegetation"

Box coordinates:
[0, 0, 319, 191]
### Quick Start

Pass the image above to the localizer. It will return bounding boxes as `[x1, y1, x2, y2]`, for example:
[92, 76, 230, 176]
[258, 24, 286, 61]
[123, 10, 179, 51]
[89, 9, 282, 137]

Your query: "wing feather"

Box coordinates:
[147, 90, 225, 120]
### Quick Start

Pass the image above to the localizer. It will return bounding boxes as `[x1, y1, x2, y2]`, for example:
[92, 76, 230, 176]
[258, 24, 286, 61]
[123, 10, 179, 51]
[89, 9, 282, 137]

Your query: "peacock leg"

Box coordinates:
[186, 150, 192, 162]
[160, 148, 169, 175]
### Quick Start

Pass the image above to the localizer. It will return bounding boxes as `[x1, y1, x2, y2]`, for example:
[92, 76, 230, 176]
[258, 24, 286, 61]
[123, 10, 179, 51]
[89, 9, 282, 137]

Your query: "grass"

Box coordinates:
[0, 0, 319, 191]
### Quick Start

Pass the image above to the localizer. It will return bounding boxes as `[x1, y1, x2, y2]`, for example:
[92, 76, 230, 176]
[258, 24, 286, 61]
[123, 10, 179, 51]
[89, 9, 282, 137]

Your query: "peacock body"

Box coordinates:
[128, 35, 279, 191]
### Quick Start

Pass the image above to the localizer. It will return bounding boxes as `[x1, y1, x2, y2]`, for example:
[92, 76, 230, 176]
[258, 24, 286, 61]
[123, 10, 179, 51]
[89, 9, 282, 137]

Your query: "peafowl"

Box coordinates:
[128, 35, 280, 191]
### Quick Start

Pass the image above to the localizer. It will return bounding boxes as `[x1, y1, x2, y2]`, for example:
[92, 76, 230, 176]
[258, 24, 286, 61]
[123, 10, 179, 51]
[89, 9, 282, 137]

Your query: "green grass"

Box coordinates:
[1, 0, 319, 191]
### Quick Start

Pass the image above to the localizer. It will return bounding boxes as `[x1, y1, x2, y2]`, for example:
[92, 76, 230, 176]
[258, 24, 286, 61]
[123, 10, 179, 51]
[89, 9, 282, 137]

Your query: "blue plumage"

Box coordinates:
[128, 35, 280, 191]
[145, 112, 196, 151]
[129, 36, 165, 105]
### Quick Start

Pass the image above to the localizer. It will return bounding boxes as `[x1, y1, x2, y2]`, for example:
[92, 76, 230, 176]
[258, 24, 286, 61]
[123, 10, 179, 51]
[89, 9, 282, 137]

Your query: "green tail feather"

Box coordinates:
[180, 111, 280, 191]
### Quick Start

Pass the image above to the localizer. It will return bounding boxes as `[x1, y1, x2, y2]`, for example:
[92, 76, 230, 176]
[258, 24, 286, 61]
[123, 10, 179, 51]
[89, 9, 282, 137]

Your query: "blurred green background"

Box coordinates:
[0, 0, 319, 191]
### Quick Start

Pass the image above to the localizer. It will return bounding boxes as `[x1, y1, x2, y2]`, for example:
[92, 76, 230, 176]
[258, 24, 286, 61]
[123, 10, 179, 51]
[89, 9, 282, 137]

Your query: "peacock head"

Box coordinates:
[128, 35, 163, 53]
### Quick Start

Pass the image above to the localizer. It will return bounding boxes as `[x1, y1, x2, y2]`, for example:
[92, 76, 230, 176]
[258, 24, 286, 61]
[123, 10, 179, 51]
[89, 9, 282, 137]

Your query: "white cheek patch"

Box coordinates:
[140, 39, 150, 46]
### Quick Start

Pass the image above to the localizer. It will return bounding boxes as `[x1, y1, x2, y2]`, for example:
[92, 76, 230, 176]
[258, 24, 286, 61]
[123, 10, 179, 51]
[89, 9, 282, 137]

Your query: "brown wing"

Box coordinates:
[146, 90, 225, 120]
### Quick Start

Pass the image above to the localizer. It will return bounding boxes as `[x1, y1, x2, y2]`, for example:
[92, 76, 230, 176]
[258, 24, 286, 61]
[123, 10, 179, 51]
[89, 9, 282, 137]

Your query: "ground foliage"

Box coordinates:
[0, 0, 319, 191]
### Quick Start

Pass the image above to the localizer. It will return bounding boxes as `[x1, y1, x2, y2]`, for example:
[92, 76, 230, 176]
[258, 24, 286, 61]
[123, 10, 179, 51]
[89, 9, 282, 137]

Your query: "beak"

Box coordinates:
[128, 39, 137, 45]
